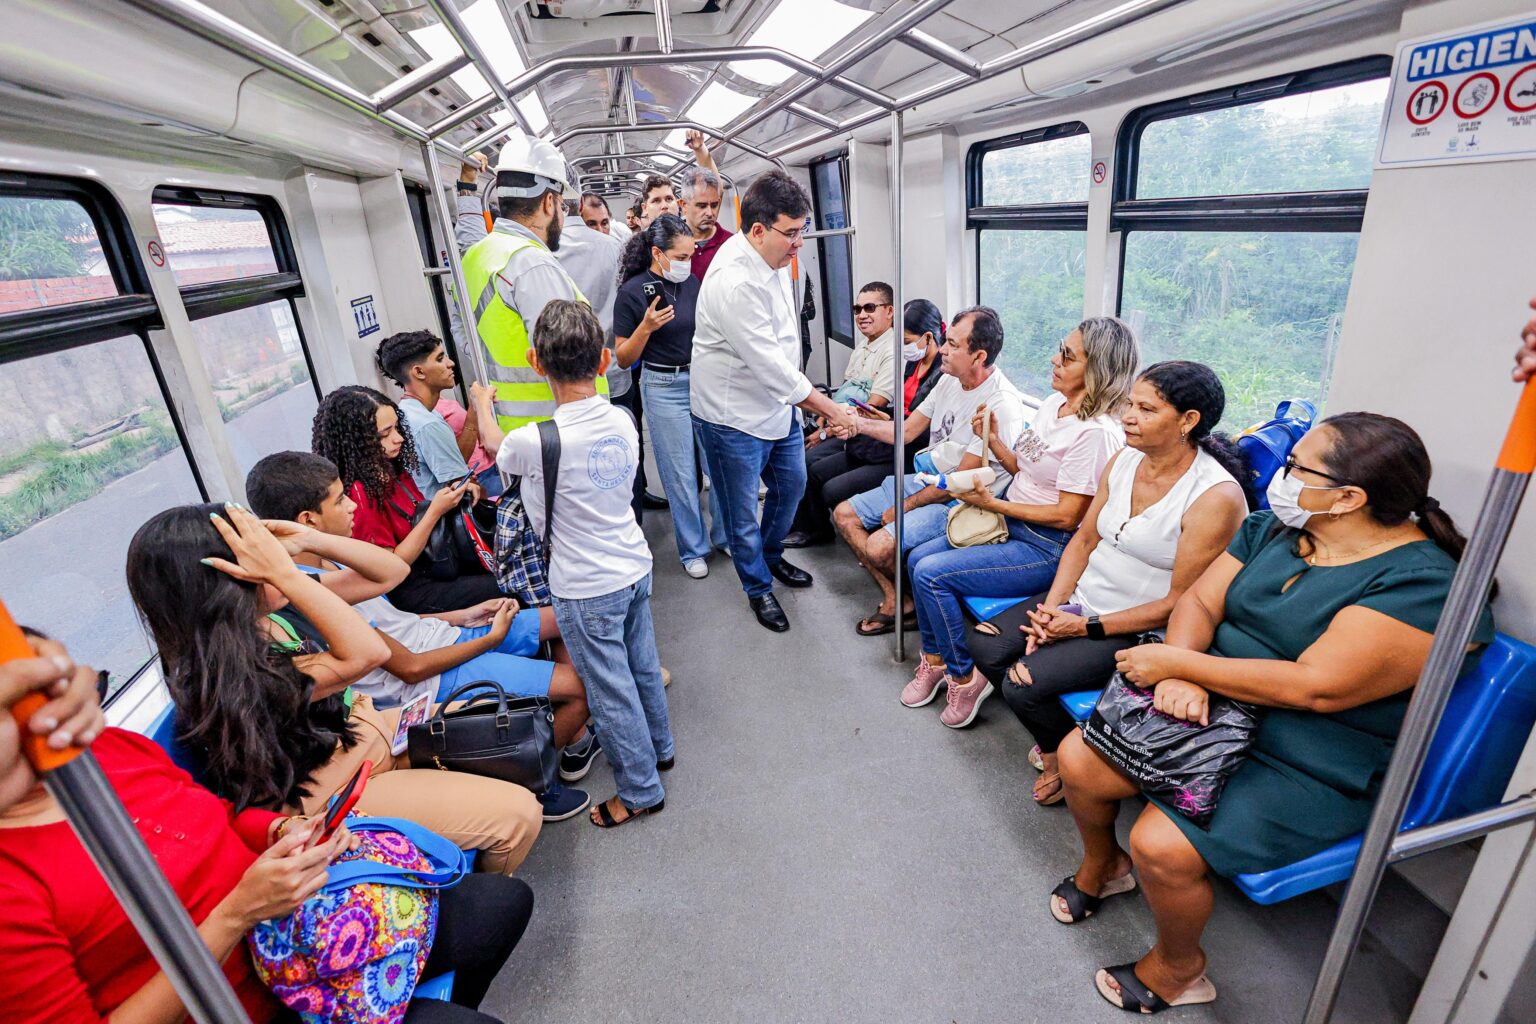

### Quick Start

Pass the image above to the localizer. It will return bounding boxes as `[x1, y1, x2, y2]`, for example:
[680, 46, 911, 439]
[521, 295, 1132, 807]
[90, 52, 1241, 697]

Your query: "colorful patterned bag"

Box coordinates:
[249, 816, 469, 1023]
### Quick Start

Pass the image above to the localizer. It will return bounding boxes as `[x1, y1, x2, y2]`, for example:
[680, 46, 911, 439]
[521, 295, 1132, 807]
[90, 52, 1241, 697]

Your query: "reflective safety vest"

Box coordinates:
[460, 230, 607, 431]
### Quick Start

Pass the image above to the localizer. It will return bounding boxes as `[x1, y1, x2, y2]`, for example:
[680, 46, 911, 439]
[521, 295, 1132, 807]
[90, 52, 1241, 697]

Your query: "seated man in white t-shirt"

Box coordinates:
[831, 306, 1028, 636]
[474, 299, 674, 830]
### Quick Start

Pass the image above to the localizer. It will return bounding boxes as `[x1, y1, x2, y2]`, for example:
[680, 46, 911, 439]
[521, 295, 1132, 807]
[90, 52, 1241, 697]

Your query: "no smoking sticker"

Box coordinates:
[146, 239, 165, 268]
[1091, 160, 1107, 185]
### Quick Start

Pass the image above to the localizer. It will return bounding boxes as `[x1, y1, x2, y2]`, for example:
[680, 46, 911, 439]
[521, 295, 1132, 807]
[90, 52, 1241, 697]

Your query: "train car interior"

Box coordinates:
[2, 0, 1535, 1021]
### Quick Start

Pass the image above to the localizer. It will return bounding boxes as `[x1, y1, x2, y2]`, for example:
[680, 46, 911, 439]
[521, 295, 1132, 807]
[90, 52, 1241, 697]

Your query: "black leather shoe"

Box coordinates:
[642, 491, 670, 510]
[749, 593, 790, 632]
[768, 558, 813, 589]
[781, 529, 828, 548]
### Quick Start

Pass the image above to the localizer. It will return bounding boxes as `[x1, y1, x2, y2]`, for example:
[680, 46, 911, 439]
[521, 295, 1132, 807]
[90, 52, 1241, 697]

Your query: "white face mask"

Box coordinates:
[661, 256, 692, 284]
[1266, 470, 1341, 529]
[902, 340, 923, 362]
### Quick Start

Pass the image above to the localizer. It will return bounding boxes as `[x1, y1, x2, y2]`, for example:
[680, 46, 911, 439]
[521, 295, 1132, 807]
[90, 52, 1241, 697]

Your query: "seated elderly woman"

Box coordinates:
[1052, 412, 1494, 1014]
[968, 361, 1252, 804]
[0, 633, 535, 1024]
[897, 316, 1140, 727]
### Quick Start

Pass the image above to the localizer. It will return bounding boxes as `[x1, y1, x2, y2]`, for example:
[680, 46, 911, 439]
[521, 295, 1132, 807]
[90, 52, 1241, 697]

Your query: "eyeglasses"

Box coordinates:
[852, 302, 893, 316]
[1283, 455, 1350, 485]
[1056, 341, 1079, 364]
[767, 219, 811, 242]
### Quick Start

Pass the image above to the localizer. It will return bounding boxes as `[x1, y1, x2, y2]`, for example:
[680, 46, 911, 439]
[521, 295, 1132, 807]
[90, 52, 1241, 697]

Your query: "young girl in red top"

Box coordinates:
[312, 385, 505, 614]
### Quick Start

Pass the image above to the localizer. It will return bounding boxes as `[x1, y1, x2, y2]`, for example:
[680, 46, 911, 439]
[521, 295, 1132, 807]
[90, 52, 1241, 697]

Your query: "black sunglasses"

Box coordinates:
[852, 302, 893, 315]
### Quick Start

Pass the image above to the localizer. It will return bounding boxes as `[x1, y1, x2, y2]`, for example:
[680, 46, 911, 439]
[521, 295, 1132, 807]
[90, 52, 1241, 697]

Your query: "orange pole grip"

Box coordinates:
[791, 254, 799, 281]
[0, 599, 83, 773]
[733, 194, 741, 232]
[483, 210, 494, 234]
[1497, 378, 1536, 474]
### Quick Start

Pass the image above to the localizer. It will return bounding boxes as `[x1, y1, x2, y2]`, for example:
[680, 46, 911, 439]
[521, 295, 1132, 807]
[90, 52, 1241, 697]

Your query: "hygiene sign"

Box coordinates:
[1378, 13, 1536, 167]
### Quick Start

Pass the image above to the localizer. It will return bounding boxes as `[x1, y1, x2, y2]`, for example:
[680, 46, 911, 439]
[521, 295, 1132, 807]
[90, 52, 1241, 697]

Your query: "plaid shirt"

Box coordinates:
[493, 479, 552, 607]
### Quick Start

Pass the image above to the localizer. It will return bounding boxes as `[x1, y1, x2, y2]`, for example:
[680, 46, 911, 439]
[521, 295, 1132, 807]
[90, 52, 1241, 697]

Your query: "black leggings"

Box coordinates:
[389, 570, 506, 615]
[969, 593, 1136, 754]
[271, 874, 533, 1024]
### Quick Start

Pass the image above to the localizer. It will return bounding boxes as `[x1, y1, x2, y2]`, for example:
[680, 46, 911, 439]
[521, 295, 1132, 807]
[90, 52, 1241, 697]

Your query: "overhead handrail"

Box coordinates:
[374, 53, 473, 113]
[421, 0, 533, 137]
[1303, 376, 1536, 1023]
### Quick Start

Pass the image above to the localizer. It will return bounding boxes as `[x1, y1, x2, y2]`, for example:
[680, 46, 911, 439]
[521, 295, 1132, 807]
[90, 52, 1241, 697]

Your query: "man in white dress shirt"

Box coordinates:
[692, 170, 858, 633]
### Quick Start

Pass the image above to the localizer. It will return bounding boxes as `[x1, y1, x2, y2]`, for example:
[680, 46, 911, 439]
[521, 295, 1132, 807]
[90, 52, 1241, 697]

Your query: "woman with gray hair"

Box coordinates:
[899, 316, 1141, 729]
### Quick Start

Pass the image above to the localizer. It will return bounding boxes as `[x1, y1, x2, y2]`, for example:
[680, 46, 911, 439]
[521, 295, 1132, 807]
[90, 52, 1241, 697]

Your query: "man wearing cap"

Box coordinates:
[460, 135, 606, 432]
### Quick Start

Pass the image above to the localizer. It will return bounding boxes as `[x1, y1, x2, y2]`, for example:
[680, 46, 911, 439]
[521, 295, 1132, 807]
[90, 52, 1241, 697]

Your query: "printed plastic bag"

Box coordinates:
[1082, 672, 1260, 828]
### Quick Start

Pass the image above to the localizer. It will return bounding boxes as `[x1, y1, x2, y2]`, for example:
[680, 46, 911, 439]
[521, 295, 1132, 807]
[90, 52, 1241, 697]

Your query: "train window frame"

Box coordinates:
[809, 152, 855, 349]
[0, 173, 210, 703]
[966, 122, 1091, 398]
[404, 182, 467, 402]
[1110, 57, 1391, 426]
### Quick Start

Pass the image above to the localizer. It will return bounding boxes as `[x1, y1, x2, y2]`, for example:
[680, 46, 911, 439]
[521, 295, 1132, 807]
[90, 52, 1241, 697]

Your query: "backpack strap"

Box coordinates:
[536, 419, 561, 570]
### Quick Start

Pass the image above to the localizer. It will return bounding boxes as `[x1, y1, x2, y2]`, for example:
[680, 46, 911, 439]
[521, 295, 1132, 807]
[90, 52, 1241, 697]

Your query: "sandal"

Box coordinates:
[1049, 871, 1137, 924]
[589, 795, 665, 828]
[1033, 771, 1065, 806]
[1094, 963, 1216, 1014]
[1028, 744, 1045, 772]
[855, 609, 918, 636]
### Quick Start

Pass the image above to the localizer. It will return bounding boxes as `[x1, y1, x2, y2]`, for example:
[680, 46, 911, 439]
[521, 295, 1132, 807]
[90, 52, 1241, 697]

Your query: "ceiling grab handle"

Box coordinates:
[1303, 375, 1536, 1024]
[1, 600, 252, 1023]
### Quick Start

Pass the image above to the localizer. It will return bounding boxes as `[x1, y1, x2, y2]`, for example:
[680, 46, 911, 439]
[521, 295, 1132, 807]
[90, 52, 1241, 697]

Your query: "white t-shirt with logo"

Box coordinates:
[915, 367, 1029, 483]
[496, 396, 652, 600]
[1004, 391, 1124, 505]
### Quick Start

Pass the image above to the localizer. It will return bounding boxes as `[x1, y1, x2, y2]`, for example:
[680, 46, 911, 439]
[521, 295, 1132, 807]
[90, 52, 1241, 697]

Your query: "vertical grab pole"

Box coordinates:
[890, 109, 906, 663]
[422, 140, 494, 392]
[1303, 377, 1536, 1024]
[1, 602, 250, 1024]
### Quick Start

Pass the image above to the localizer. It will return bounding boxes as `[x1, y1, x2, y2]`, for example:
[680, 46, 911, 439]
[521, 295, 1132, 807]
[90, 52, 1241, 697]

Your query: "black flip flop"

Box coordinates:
[856, 610, 918, 636]
[590, 796, 665, 829]
[1050, 872, 1137, 924]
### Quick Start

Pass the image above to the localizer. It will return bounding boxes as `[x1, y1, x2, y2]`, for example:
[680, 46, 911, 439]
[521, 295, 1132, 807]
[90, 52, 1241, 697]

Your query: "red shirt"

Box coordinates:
[0, 729, 283, 1023]
[690, 225, 733, 281]
[349, 474, 423, 549]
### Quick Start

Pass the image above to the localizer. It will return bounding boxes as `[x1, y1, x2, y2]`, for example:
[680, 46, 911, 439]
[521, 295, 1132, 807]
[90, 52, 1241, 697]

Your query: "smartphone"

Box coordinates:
[312, 759, 371, 846]
[847, 397, 890, 420]
[391, 692, 432, 756]
[641, 280, 672, 311]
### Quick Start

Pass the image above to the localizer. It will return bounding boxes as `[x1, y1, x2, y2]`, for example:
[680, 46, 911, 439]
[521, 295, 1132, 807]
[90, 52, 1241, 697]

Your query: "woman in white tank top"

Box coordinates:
[967, 362, 1253, 805]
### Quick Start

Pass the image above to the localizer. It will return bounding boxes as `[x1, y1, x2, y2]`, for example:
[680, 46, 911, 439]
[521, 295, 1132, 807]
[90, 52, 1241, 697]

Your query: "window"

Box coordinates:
[968, 122, 1090, 397]
[810, 155, 855, 348]
[152, 187, 319, 481]
[0, 176, 205, 690]
[1115, 59, 1390, 429]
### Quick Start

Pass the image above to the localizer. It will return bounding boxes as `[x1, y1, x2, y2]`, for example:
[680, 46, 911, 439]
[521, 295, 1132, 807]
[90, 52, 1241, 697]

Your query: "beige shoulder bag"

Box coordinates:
[944, 406, 1010, 548]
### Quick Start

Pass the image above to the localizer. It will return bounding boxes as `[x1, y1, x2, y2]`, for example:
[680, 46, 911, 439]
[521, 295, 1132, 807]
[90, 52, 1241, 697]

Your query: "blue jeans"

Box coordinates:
[694, 417, 807, 598]
[551, 572, 672, 808]
[909, 519, 1073, 679]
[642, 367, 726, 562]
[847, 473, 954, 553]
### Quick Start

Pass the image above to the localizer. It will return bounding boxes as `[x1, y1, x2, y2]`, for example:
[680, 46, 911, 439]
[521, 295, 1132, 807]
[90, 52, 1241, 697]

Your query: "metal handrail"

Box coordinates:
[422, 0, 533, 137]
[374, 53, 472, 112]
[889, 109, 907, 664]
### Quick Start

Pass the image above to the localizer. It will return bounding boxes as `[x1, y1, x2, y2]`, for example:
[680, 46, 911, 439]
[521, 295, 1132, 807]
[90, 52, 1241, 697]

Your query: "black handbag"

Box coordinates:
[1082, 653, 1260, 828]
[394, 492, 496, 581]
[406, 681, 558, 794]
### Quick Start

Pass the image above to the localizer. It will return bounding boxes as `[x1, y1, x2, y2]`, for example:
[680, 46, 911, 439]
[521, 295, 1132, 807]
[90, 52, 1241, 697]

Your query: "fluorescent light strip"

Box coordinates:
[735, 0, 874, 86]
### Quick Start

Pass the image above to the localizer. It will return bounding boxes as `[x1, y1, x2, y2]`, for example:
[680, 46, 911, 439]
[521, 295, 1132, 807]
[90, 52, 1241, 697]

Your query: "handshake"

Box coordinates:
[822, 404, 862, 440]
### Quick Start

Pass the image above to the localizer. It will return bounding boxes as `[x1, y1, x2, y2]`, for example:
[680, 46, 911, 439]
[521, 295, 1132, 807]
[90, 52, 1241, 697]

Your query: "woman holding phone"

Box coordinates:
[613, 212, 726, 579]
[0, 645, 537, 1024]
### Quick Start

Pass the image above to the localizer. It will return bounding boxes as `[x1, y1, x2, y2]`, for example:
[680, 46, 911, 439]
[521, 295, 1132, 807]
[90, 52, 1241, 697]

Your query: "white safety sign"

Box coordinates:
[351, 294, 380, 338]
[1378, 13, 1536, 167]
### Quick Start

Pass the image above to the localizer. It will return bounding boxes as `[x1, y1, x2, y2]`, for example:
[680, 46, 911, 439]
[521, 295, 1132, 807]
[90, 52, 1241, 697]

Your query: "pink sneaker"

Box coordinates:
[940, 673, 995, 728]
[900, 658, 947, 708]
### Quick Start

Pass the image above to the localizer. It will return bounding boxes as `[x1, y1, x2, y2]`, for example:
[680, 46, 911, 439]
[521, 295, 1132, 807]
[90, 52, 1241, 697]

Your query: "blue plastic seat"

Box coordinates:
[1233, 633, 1536, 904]
[961, 594, 1030, 622]
[1060, 689, 1102, 722]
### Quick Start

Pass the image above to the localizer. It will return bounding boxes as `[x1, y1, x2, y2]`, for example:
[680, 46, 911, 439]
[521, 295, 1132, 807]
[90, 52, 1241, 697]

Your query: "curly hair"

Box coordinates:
[311, 385, 418, 507]
[618, 212, 691, 284]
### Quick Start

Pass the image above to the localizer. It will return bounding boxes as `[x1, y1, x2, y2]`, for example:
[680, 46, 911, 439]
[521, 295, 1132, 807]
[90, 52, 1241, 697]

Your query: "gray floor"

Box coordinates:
[488, 513, 1442, 1024]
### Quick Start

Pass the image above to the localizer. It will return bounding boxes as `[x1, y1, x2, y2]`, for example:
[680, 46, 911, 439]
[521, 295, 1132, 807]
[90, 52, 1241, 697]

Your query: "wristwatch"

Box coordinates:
[1085, 615, 1106, 641]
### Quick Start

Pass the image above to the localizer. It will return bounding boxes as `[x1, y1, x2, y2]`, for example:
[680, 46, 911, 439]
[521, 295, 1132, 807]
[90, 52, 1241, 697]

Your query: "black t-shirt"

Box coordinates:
[613, 270, 700, 369]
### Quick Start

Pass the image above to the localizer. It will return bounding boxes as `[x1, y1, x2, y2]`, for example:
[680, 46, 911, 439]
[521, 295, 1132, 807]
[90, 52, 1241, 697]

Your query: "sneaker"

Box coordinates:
[683, 558, 708, 579]
[900, 658, 948, 708]
[539, 783, 592, 822]
[559, 731, 602, 783]
[939, 674, 995, 729]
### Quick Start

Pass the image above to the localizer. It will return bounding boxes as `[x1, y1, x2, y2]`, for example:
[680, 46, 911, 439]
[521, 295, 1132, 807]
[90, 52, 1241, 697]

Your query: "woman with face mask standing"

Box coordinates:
[1052, 412, 1495, 1014]
[614, 213, 727, 579]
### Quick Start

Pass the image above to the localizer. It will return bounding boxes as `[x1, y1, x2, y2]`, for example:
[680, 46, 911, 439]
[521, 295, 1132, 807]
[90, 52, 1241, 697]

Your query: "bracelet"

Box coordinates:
[272, 816, 296, 842]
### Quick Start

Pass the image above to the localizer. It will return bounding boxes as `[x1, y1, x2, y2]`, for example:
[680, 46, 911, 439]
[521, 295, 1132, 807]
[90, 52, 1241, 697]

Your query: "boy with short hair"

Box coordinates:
[472, 299, 673, 829]
[375, 330, 498, 497]
[245, 450, 598, 820]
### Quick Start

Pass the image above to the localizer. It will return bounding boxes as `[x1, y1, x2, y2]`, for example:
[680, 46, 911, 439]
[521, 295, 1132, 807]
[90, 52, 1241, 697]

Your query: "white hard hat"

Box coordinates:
[493, 134, 577, 201]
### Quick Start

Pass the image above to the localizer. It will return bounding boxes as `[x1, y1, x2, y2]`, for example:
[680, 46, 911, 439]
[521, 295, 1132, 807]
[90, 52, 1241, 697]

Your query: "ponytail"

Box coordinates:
[1414, 496, 1469, 563]
[1197, 433, 1258, 511]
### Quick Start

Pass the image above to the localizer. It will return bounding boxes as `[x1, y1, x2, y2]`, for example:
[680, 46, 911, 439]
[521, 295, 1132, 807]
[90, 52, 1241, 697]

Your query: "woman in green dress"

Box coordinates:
[1050, 412, 1495, 1014]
